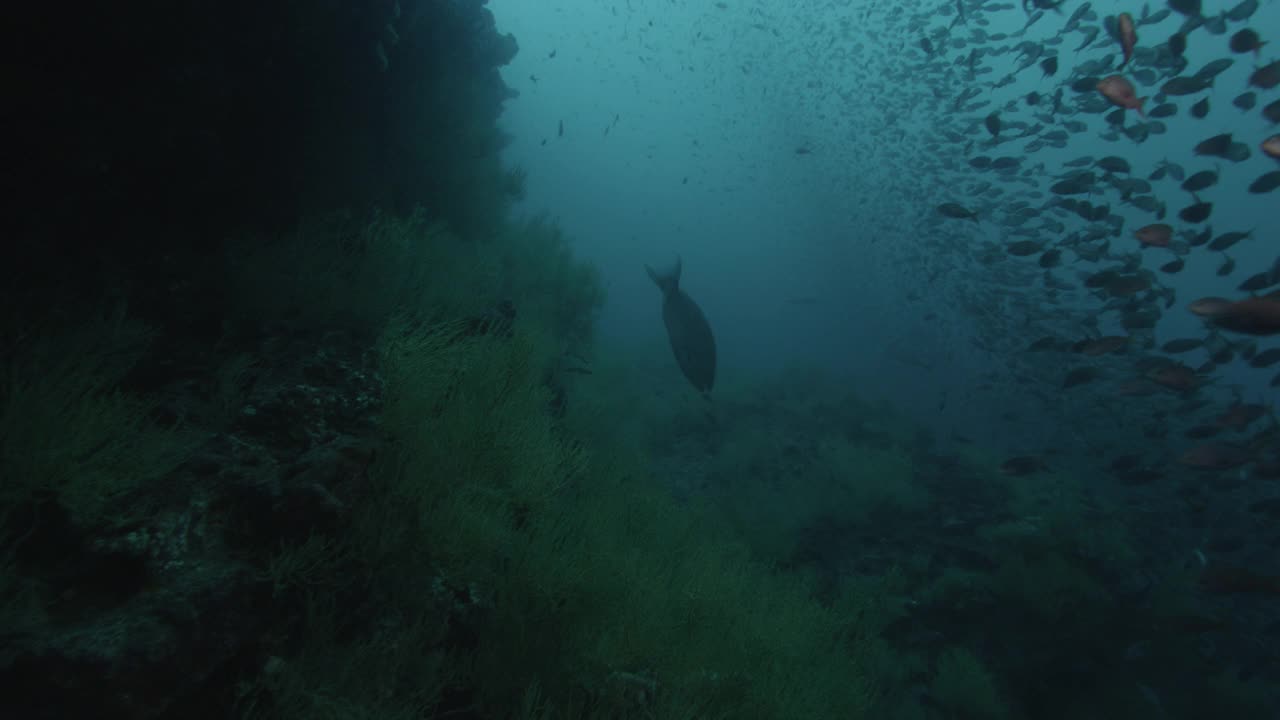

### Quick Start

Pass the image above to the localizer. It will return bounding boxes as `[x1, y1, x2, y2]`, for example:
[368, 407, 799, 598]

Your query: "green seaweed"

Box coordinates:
[0, 309, 199, 531]
[355, 293, 878, 717]
[931, 646, 1011, 720]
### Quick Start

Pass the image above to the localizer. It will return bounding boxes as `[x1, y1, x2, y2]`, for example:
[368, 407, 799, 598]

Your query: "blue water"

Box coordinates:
[490, 0, 1280, 456]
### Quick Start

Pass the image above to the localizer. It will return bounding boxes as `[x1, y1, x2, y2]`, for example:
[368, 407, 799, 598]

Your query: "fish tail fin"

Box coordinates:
[645, 255, 682, 294]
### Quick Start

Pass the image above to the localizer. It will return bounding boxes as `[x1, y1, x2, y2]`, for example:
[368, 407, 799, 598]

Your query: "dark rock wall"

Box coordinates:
[1, 2, 521, 717]
[5, 0, 517, 313]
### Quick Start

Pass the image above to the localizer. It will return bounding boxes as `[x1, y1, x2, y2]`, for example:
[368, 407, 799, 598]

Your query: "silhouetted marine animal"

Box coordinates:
[646, 256, 716, 394]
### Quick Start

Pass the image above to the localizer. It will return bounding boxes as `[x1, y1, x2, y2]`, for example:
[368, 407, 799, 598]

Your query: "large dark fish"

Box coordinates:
[646, 256, 717, 394]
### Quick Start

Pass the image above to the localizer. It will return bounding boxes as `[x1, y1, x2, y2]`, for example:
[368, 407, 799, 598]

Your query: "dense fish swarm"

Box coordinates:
[861, 0, 1280, 705]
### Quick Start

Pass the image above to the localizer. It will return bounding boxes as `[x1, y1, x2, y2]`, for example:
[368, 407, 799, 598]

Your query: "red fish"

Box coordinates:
[1116, 379, 1160, 396]
[1178, 443, 1253, 471]
[1253, 458, 1280, 479]
[1216, 403, 1266, 431]
[1187, 296, 1232, 318]
[1074, 335, 1129, 356]
[1134, 223, 1172, 248]
[1146, 363, 1203, 393]
[1200, 564, 1280, 596]
[1097, 75, 1146, 116]
[1197, 296, 1280, 336]
[1000, 455, 1047, 476]
[1117, 13, 1138, 68]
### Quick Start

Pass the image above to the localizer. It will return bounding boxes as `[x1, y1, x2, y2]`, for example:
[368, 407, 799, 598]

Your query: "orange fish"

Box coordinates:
[1097, 75, 1146, 116]
[1265, 135, 1280, 160]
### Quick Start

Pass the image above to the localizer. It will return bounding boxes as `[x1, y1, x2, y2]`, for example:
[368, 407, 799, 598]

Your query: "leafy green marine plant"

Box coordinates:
[236, 591, 452, 720]
[502, 471, 879, 719]
[373, 315, 580, 578]
[363, 312, 885, 718]
[225, 208, 498, 336]
[496, 214, 604, 351]
[0, 310, 198, 531]
[931, 646, 1011, 720]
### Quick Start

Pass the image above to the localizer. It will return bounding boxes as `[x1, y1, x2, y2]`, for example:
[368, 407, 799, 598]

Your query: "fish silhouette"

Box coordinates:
[646, 256, 716, 394]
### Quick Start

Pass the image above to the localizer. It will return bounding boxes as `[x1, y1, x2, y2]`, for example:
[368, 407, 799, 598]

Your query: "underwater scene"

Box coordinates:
[3, 0, 1280, 717]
